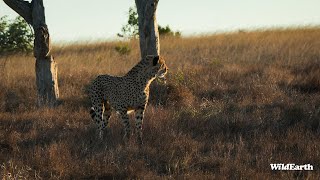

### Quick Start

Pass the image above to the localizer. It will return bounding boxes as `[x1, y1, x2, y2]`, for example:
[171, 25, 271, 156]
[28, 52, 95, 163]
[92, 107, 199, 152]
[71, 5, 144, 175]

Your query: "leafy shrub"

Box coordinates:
[0, 16, 33, 55]
[158, 25, 181, 37]
[115, 44, 131, 55]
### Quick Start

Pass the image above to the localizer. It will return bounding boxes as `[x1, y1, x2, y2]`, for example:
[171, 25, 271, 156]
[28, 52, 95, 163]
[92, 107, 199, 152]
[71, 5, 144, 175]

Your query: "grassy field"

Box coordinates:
[0, 27, 319, 179]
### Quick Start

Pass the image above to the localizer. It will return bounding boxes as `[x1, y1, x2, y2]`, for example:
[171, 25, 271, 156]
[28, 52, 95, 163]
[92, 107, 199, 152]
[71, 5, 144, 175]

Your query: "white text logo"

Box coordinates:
[270, 164, 313, 171]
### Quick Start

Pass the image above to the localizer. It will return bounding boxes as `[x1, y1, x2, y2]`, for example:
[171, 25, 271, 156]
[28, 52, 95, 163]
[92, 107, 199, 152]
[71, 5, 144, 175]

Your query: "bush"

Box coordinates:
[158, 25, 181, 37]
[118, 6, 181, 39]
[115, 43, 131, 55]
[0, 16, 33, 55]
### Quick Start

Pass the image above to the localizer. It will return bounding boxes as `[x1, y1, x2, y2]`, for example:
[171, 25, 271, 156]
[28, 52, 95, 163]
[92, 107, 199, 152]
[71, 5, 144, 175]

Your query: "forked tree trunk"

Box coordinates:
[4, 0, 59, 107]
[135, 0, 160, 58]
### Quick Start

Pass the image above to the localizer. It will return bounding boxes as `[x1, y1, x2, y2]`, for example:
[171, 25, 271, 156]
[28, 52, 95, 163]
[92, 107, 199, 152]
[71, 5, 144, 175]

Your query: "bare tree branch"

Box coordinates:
[3, 0, 33, 24]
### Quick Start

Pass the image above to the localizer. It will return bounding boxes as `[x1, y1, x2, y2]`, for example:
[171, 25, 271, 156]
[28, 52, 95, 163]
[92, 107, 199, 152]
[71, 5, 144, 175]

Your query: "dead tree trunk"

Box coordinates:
[4, 0, 59, 107]
[135, 0, 160, 58]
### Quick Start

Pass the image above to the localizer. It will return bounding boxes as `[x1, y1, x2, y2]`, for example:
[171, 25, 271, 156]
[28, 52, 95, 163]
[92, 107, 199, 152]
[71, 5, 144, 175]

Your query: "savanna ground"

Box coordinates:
[0, 27, 320, 179]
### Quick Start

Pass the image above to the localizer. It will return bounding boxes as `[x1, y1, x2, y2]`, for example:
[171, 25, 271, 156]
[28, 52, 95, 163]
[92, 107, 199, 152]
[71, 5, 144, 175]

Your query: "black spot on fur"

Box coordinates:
[90, 108, 95, 119]
[153, 56, 159, 66]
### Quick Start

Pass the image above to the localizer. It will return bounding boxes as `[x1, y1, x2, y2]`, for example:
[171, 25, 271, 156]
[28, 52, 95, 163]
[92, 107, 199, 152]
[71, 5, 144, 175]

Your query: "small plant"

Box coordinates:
[209, 58, 223, 67]
[0, 16, 33, 55]
[175, 69, 186, 85]
[115, 44, 131, 55]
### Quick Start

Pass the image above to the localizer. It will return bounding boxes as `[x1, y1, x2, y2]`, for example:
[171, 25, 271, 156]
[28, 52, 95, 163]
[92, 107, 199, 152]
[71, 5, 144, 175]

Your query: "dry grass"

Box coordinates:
[0, 27, 320, 179]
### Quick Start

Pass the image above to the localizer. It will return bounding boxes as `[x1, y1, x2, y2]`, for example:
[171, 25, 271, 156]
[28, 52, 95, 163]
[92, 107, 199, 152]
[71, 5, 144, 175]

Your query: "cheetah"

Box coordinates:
[89, 55, 168, 144]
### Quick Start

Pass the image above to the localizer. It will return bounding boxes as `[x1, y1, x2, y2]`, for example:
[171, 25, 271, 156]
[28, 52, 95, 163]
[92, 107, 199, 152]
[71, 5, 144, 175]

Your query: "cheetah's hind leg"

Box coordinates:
[91, 103, 106, 139]
[135, 105, 146, 145]
[102, 101, 111, 135]
[119, 109, 131, 142]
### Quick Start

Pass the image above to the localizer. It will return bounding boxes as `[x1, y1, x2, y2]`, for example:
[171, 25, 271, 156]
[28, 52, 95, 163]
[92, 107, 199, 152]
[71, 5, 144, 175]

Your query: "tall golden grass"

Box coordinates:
[0, 27, 319, 179]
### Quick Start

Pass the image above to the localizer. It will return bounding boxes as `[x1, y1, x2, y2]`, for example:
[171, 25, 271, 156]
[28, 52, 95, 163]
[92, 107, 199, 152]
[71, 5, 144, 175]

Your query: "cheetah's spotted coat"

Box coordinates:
[89, 55, 168, 143]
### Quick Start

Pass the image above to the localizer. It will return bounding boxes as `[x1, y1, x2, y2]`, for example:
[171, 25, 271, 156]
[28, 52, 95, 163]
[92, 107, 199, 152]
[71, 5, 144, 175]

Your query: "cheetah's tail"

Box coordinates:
[90, 107, 95, 120]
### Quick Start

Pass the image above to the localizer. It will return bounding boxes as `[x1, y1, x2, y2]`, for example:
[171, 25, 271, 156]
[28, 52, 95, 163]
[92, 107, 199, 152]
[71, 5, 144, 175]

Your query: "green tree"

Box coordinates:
[0, 16, 33, 55]
[117, 7, 139, 39]
[118, 6, 180, 39]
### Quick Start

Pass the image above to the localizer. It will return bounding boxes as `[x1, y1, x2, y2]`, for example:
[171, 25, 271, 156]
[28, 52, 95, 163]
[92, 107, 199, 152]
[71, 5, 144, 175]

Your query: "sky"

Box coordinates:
[1, 0, 320, 42]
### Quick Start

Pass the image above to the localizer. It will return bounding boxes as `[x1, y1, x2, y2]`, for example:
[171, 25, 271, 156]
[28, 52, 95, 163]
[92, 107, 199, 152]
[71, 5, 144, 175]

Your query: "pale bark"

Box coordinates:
[3, 0, 59, 106]
[135, 0, 160, 58]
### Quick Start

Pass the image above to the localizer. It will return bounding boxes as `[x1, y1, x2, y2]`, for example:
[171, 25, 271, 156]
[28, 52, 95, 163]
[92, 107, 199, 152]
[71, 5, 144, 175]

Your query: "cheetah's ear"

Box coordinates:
[152, 55, 160, 66]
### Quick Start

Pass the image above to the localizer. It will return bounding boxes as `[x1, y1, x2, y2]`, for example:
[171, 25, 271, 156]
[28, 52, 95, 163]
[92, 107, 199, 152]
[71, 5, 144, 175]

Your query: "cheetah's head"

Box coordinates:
[145, 55, 168, 80]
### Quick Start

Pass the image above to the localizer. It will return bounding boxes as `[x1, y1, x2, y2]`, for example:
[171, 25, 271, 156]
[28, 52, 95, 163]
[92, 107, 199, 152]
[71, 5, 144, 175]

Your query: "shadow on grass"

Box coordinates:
[16, 124, 127, 155]
[174, 102, 318, 143]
